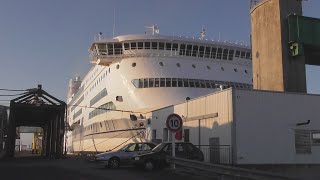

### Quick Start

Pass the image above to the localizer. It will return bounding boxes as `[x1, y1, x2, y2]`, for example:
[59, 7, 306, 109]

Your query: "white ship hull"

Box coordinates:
[66, 34, 252, 153]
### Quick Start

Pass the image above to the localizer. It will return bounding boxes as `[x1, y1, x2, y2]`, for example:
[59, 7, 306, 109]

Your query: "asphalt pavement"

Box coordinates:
[0, 155, 214, 180]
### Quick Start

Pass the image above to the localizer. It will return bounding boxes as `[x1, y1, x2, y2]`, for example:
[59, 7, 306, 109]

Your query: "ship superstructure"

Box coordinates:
[66, 30, 252, 153]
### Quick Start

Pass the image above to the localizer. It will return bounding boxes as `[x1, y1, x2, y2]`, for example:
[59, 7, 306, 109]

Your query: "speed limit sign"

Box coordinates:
[166, 114, 183, 132]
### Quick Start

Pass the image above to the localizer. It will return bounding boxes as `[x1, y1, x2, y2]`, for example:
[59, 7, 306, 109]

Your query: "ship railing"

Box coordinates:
[90, 50, 251, 67]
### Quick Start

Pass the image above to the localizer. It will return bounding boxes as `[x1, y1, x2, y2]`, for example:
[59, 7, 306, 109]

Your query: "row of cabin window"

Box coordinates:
[84, 120, 118, 135]
[88, 102, 116, 119]
[71, 95, 84, 112]
[73, 108, 82, 120]
[132, 78, 252, 89]
[96, 42, 251, 60]
[90, 88, 108, 107]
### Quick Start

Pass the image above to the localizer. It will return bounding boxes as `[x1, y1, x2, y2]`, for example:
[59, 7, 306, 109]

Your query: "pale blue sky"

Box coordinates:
[0, 0, 319, 108]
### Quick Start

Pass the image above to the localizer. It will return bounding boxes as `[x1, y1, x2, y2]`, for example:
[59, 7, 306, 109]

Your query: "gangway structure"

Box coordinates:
[5, 85, 66, 158]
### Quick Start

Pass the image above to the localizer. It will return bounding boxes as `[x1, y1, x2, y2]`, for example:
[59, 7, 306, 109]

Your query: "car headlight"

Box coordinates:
[134, 157, 140, 160]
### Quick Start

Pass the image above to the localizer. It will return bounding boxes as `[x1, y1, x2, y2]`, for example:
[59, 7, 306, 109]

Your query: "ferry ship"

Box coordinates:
[66, 27, 252, 153]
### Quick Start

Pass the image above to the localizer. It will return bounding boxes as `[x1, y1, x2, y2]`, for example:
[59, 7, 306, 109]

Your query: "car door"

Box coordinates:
[175, 143, 187, 158]
[122, 143, 143, 165]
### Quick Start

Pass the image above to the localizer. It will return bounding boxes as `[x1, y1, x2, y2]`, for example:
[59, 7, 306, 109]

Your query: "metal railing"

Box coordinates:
[198, 145, 232, 165]
[169, 157, 298, 180]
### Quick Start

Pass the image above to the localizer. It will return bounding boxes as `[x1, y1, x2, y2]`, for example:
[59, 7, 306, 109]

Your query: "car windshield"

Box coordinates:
[152, 143, 167, 152]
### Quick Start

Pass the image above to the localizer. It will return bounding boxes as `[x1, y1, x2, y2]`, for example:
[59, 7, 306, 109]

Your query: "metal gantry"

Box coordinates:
[5, 85, 66, 158]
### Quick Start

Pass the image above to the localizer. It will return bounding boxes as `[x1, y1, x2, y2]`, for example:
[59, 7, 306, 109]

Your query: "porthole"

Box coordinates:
[192, 64, 196, 68]
[234, 68, 237, 72]
[116, 64, 120, 69]
[207, 65, 211, 70]
[132, 63, 136, 67]
[159, 62, 164, 66]
[221, 67, 224, 71]
[176, 63, 181, 67]
[245, 70, 248, 74]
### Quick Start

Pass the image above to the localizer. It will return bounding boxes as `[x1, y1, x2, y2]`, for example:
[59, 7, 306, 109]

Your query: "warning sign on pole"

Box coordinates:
[166, 113, 183, 132]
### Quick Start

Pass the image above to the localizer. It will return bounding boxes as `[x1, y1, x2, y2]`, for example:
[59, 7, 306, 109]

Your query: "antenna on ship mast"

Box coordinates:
[113, 8, 116, 37]
[145, 25, 160, 35]
[200, 25, 206, 40]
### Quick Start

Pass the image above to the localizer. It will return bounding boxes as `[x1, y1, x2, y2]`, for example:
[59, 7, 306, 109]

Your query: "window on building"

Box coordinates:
[179, 44, 186, 56]
[241, 51, 246, 58]
[132, 79, 139, 88]
[246, 52, 251, 59]
[131, 42, 137, 49]
[222, 49, 228, 60]
[163, 128, 168, 142]
[205, 80, 212, 88]
[152, 42, 158, 50]
[228, 50, 234, 60]
[155, 78, 160, 87]
[139, 79, 143, 88]
[160, 78, 165, 87]
[144, 78, 149, 88]
[199, 46, 204, 57]
[178, 79, 183, 87]
[152, 129, 157, 140]
[166, 78, 171, 87]
[145, 42, 151, 49]
[172, 43, 178, 51]
[192, 45, 198, 57]
[172, 78, 177, 87]
[184, 129, 190, 142]
[183, 79, 189, 87]
[138, 42, 143, 49]
[124, 43, 130, 50]
[114, 43, 122, 55]
[217, 48, 222, 59]
[159, 42, 165, 50]
[194, 79, 200, 88]
[186, 45, 192, 56]
[235, 50, 240, 58]
[200, 80, 206, 88]
[97, 43, 107, 55]
[166, 43, 172, 50]
[149, 78, 154, 87]
[205, 47, 211, 58]
[189, 79, 195, 87]
[211, 47, 217, 59]
[107, 43, 114, 55]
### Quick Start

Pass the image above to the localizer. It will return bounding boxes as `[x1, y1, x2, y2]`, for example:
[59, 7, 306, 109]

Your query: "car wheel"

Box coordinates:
[144, 160, 155, 171]
[108, 157, 120, 169]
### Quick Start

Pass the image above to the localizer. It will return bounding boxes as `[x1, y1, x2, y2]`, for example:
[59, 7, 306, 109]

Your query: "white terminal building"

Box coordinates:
[145, 88, 320, 165]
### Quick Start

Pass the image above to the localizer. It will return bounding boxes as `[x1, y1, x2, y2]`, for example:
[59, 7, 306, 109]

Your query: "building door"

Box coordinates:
[209, 137, 220, 164]
[184, 129, 190, 142]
